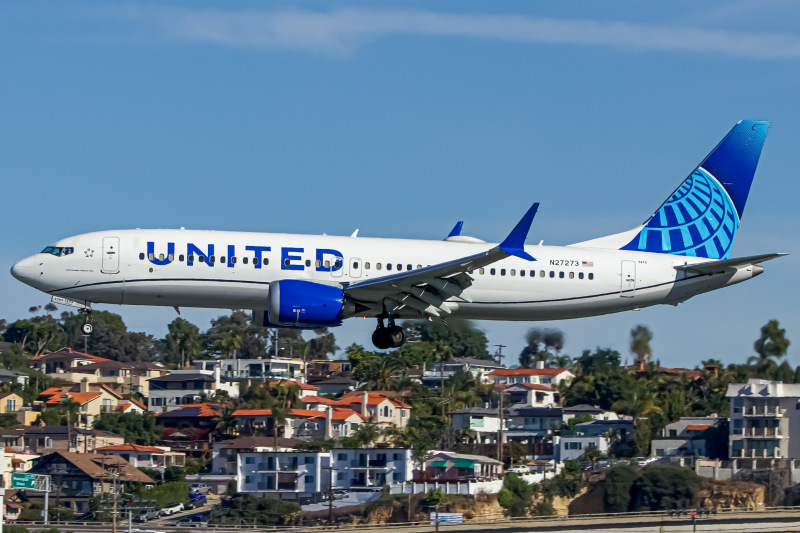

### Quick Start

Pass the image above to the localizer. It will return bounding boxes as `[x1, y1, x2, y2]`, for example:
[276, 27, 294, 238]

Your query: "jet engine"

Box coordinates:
[265, 279, 351, 328]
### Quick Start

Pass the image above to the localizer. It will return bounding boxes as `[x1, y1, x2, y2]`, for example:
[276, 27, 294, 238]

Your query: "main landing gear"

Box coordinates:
[372, 318, 405, 350]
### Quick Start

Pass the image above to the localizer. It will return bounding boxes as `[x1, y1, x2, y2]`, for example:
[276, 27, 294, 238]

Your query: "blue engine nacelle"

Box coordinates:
[266, 280, 347, 328]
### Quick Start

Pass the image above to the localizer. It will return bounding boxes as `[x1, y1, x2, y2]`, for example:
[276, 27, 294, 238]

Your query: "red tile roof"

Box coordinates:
[267, 381, 319, 391]
[40, 390, 102, 405]
[32, 349, 111, 363]
[300, 396, 339, 405]
[489, 368, 570, 377]
[232, 407, 367, 421]
[686, 425, 710, 431]
[155, 403, 221, 418]
[337, 391, 411, 408]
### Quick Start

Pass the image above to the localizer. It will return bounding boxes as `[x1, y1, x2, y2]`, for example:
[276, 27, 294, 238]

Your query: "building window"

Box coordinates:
[245, 457, 255, 465]
[337, 453, 347, 461]
[245, 476, 253, 484]
[304, 456, 315, 464]
[6, 399, 16, 412]
[305, 475, 315, 486]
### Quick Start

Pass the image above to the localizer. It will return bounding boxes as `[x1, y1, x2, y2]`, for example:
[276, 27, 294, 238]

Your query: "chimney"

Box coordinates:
[80, 378, 89, 394]
[325, 406, 333, 439]
[214, 365, 221, 387]
[361, 392, 368, 417]
[60, 385, 71, 403]
[535, 360, 545, 370]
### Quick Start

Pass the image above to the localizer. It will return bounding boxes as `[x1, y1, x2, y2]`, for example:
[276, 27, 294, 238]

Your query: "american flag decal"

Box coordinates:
[582, 261, 594, 267]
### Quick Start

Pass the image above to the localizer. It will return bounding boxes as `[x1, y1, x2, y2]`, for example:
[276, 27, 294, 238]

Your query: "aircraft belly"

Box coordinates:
[121, 279, 268, 309]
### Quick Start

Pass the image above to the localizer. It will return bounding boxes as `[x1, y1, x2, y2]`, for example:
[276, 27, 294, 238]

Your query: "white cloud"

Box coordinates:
[118, 7, 800, 59]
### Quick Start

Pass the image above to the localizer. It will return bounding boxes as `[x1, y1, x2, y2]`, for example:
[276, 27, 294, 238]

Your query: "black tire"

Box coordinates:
[388, 326, 406, 347]
[371, 328, 393, 350]
[81, 323, 93, 335]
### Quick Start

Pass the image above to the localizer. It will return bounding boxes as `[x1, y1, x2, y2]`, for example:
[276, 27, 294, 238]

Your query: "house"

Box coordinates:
[30, 349, 111, 374]
[421, 357, 504, 387]
[333, 391, 411, 427]
[651, 415, 725, 458]
[0, 393, 23, 414]
[505, 407, 562, 458]
[212, 436, 301, 475]
[451, 408, 504, 444]
[727, 379, 798, 460]
[0, 370, 28, 387]
[21, 426, 124, 454]
[39, 382, 121, 426]
[503, 383, 557, 407]
[117, 398, 147, 414]
[156, 403, 222, 457]
[306, 359, 353, 383]
[488, 365, 574, 389]
[418, 452, 503, 482]
[236, 449, 331, 501]
[314, 375, 358, 396]
[27, 452, 153, 513]
[148, 369, 238, 411]
[195, 357, 306, 382]
[232, 407, 366, 440]
[331, 448, 413, 489]
[95, 443, 186, 470]
[560, 419, 634, 461]
[2, 447, 40, 489]
[562, 404, 628, 423]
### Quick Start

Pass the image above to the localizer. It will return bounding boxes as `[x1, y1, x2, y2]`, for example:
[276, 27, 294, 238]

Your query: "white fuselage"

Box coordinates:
[11, 228, 760, 322]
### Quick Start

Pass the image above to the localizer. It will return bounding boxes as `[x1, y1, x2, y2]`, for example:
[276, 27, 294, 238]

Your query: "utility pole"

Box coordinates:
[322, 465, 335, 526]
[493, 344, 506, 366]
[434, 503, 440, 533]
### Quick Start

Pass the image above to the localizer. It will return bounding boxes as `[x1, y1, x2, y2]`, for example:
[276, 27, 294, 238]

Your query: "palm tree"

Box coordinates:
[366, 359, 404, 391]
[271, 405, 289, 452]
[630, 325, 653, 365]
[611, 385, 662, 424]
[214, 330, 243, 358]
[353, 423, 381, 448]
[167, 318, 202, 368]
[215, 404, 239, 436]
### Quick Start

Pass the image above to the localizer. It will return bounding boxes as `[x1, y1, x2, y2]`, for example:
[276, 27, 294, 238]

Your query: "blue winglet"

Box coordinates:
[498, 203, 539, 261]
[447, 221, 464, 238]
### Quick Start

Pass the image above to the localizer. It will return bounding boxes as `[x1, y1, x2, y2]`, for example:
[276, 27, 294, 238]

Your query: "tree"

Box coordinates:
[165, 318, 202, 367]
[93, 411, 161, 445]
[404, 319, 490, 359]
[214, 329, 243, 358]
[631, 465, 701, 511]
[306, 328, 338, 359]
[206, 310, 269, 358]
[497, 473, 535, 517]
[353, 423, 381, 448]
[630, 325, 653, 364]
[604, 464, 638, 512]
[748, 320, 790, 373]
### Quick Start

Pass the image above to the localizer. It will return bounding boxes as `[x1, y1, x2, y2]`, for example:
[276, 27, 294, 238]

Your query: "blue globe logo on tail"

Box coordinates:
[622, 168, 738, 259]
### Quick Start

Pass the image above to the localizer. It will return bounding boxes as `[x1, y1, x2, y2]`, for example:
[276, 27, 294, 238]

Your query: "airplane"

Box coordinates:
[11, 120, 785, 350]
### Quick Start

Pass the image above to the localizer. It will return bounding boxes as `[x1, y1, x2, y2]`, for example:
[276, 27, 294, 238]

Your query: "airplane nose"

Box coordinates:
[10, 256, 35, 282]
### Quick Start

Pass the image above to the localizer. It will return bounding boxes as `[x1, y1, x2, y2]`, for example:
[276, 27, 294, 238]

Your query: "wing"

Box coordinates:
[674, 253, 787, 274]
[345, 203, 539, 318]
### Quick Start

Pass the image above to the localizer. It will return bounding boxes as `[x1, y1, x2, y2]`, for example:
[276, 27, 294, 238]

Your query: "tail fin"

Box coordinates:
[580, 120, 769, 259]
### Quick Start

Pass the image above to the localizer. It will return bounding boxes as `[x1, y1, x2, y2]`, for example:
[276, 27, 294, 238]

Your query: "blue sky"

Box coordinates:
[2, 1, 798, 367]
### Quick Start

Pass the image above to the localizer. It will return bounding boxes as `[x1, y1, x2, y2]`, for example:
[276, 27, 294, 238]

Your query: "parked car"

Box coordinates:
[135, 509, 160, 522]
[184, 498, 207, 510]
[190, 483, 211, 495]
[161, 502, 184, 516]
[506, 466, 529, 474]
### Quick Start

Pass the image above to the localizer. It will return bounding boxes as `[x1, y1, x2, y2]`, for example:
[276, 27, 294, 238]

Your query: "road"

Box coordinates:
[15, 508, 800, 532]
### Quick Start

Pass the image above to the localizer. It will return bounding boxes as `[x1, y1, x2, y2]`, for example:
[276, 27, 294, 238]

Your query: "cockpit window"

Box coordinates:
[40, 246, 74, 257]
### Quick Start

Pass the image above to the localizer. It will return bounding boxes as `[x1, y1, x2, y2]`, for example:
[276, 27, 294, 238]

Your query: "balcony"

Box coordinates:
[730, 448, 782, 459]
[351, 459, 388, 469]
[741, 406, 785, 417]
[731, 427, 784, 438]
[256, 463, 299, 472]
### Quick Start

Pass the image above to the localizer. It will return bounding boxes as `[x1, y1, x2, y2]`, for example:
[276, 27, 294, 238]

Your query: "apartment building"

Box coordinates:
[488, 365, 574, 389]
[148, 369, 238, 411]
[651, 415, 725, 458]
[236, 450, 330, 501]
[727, 379, 800, 460]
[330, 448, 412, 488]
[194, 357, 305, 382]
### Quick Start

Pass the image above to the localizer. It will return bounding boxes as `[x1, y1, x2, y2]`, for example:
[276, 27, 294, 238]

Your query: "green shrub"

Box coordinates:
[631, 465, 701, 511]
[604, 464, 638, 512]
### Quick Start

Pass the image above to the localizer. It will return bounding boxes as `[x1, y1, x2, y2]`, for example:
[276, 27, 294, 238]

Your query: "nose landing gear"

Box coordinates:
[80, 309, 93, 335]
[372, 318, 406, 350]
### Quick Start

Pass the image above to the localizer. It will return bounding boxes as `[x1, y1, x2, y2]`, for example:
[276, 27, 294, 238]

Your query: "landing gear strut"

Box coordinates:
[80, 309, 93, 335]
[372, 318, 405, 350]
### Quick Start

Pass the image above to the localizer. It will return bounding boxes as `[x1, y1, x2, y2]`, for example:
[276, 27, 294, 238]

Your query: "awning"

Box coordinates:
[686, 425, 709, 431]
[453, 459, 475, 468]
[430, 460, 448, 468]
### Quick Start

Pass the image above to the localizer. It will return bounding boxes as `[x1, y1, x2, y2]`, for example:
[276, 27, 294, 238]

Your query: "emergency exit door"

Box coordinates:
[102, 236, 120, 274]
[620, 260, 636, 298]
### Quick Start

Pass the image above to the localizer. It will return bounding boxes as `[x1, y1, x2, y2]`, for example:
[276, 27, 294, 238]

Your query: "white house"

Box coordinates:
[95, 443, 186, 470]
[488, 366, 574, 389]
[330, 448, 413, 489]
[237, 450, 331, 501]
[147, 368, 239, 411]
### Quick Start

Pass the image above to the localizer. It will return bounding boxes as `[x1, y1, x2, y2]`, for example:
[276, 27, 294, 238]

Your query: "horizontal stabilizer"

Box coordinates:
[675, 253, 787, 274]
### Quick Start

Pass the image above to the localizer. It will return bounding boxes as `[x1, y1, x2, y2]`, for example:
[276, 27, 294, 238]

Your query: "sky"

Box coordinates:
[1, 1, 798, 368]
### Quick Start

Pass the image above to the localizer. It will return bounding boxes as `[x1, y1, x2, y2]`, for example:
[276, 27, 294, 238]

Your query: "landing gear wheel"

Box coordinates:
[372, 327, 393, 350]
[81, 323, 93, 335]
[388, 326, 405, 348]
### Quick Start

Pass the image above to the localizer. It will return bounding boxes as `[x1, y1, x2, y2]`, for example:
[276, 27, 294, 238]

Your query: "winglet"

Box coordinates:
[498, 203, 539, 261]
[447, 221, 464, 239]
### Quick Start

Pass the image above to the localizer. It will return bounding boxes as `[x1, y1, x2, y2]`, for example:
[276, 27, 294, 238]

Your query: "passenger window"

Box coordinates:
[407, 264, 412, 271]
[231, 257, 237, 264]
[531, 270, 536, 277]
[168, 254, 174, 261]
[139, 253, 145, 260]
[397, 264, 402, 271]
[479, 268, 485, 275]
[316, 260, 321, 268]
[540, 270, 545, 277]
[387, 264, 392, 271]
[243, 257, 248, 265]
[179, 255, 185, 262]
[417, 264, 422, 269]
[490, 268, 496, 275]
[569, 272, 574, 279]
[198, 256, 205, 263]
[305, 260, 311, 267]
[220, 256, 225, 264]
[353, 261, 359, 269]
[589, 273, 594, 280]
[148, 253, 155, 261]
[325, 260, 331, 268]
[377, 263, 382, 270]
[579, 272, 584, 279]
[511, 269, 516, 276]
[334, 261, 341, 269]
[365, 262, 370, 269]
[501, 269, 506, 276]
[188, 255, 195, 262]
[263, 258, 268, 266]
[520, 270, 525, 277]
[559, 271, 564, 279]
[549, 271, 554, 278]
[209, 256, 215, 264]
[284, 259, 291, 267]
[159, 253, 165, 261]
